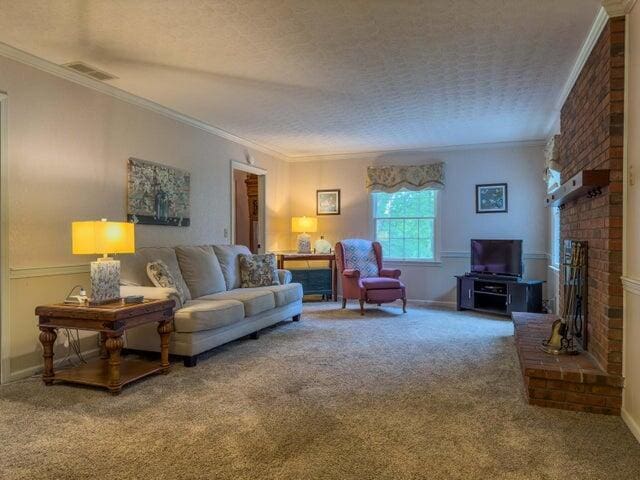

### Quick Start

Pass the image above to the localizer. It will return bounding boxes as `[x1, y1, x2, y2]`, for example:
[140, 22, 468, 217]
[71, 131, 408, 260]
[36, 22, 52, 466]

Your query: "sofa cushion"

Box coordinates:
[120, 247, 191, 301]
[264, 283, 303, 307]
[361, 277, 404, 290]
[173, 299, 244, 333]
[238, 253, 280, 288]
[212, 245, 252, 290]
[199, 288, 276, 317]
[175, 245, 227, 298]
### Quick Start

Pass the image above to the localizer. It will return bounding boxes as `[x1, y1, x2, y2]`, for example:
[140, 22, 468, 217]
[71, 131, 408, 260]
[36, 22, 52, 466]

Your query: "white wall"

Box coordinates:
[623, 3, 640, 444]
[288, 143, 549, 304]
[0, 55, 290, 380]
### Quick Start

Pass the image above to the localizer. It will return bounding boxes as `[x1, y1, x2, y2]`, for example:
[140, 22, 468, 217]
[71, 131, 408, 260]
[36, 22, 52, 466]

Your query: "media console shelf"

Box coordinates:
[455, 275, 544, 316]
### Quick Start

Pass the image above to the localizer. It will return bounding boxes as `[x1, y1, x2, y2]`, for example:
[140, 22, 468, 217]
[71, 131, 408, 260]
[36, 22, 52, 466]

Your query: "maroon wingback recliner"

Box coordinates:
[335, 239, 407, 315]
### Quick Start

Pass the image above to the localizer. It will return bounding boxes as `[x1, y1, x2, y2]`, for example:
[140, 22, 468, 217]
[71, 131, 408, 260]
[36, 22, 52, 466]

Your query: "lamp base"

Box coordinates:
[90, 259, 121, 305]
[296, 233, 312, 254]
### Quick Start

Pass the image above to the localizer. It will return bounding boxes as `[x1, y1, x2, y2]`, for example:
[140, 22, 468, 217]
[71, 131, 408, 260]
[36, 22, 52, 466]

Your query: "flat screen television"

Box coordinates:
[471, 239, 523, 277]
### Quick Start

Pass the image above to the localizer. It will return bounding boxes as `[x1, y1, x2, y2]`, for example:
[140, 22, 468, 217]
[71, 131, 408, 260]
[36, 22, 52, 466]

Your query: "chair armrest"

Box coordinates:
[343, 269, 361, 279]
[380, 268, 401, 279]
[277, 269, 292, 285]
[120, 285, 183, 309]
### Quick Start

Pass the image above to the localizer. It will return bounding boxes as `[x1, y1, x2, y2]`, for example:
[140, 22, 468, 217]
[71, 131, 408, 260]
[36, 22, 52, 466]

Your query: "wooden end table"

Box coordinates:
[35, 299, 175, 395]
[276, 252, 338, 301]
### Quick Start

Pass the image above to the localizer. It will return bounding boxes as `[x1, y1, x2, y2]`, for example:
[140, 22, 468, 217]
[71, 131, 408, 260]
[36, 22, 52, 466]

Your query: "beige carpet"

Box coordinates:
[1, 303, 640, 480]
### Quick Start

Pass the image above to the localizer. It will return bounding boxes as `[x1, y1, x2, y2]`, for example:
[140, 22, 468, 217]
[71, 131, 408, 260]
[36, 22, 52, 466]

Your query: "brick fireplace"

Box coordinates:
[513, 17, 625, 415]
[558, 17, 625, 377]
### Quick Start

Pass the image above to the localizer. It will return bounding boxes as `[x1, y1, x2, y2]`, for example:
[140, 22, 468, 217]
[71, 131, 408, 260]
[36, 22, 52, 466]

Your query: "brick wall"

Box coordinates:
[558, 18, 625, 376]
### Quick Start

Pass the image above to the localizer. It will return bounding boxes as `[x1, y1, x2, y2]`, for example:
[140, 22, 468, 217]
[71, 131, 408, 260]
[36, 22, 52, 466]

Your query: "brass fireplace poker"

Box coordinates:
[542, 241, 587, 355]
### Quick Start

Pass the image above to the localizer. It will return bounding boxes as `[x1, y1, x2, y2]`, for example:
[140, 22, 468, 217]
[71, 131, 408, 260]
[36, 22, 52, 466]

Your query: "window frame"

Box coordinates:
[369, 189, 442, 265]
[550, 205, 561, 270]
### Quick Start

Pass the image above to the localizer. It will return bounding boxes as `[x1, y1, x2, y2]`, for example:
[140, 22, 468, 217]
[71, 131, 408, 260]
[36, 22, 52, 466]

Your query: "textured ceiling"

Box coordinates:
[0, 0, 602, 158]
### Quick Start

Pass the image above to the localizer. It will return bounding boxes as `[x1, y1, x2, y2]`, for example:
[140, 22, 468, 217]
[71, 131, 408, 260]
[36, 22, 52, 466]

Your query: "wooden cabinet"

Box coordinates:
[458, 276, 475, 309]
[276, 252, 337, 301]
[290, 268, 333, 298]
[455, 275, 543, 316]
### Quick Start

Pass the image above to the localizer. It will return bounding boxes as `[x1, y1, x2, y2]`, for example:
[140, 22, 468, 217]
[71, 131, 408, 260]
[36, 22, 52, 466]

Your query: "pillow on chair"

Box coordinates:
[238, 254, 280, 288]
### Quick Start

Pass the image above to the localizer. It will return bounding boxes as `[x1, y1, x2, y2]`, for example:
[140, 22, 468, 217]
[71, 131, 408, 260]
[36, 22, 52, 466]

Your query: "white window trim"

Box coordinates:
[368, 189, 442, 264]
[550, 206, 561, 269]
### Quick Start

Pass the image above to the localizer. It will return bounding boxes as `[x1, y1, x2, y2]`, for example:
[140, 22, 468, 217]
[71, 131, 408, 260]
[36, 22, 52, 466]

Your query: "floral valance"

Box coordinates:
[366, 162, 445, 193]
[544, 134, 561, 172]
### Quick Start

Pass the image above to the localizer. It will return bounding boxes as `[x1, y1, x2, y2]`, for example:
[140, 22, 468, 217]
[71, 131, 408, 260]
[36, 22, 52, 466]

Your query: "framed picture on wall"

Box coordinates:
[476, 183, 508, 214]
[316, 189, 341, 215]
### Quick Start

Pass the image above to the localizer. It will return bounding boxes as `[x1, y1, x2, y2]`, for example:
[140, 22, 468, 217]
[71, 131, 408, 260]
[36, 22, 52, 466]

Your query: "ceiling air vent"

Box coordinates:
[63, 62, 118, 81]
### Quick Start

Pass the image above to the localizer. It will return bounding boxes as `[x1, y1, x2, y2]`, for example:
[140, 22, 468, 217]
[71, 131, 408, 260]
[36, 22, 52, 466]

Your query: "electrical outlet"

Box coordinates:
[223, 228, 228, 238]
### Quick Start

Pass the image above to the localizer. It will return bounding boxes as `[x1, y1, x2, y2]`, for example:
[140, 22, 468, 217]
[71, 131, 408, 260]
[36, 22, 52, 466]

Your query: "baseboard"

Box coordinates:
[335, 296, 456, 310]
[622, 407, 640, 444]
[8, 347, 100, 383]
[407, 299, 457, 309]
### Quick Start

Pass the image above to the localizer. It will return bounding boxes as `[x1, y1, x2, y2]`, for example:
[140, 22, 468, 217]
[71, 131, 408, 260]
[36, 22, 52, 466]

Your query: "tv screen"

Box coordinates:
[471, 239, 523, 277]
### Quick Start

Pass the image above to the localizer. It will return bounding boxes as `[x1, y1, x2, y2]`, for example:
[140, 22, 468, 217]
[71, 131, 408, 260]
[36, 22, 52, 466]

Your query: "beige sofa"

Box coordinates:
[119, 245, 302, 367]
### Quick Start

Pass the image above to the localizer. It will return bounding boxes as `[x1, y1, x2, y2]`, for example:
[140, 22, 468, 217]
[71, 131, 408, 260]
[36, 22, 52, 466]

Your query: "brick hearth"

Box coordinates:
[513, 313, 623, 415]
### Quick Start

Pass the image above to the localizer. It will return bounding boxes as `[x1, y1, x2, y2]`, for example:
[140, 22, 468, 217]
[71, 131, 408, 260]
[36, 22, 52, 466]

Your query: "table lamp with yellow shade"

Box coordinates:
[291, 216, 317, 253]
[72, 219, 135, 304]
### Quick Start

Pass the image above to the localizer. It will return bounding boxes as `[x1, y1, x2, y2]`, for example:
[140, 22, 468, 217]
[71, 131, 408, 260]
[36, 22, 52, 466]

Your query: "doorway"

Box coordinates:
[231, 161, 266, 254]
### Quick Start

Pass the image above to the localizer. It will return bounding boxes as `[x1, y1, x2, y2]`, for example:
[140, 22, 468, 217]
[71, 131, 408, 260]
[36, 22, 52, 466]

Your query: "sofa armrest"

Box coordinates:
[380, 268, 401, 279]
[277, 269, 292, 285]
[120, 285, 183, 309]
[343, 269, 361, 279]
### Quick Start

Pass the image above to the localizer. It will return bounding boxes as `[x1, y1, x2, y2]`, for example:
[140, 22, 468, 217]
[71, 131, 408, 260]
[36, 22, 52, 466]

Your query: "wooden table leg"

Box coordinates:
[39, 327, 57, 385]
[99, 332, 108, 360]
[157, 319, 173, 374]
[105, 334, 124, 395]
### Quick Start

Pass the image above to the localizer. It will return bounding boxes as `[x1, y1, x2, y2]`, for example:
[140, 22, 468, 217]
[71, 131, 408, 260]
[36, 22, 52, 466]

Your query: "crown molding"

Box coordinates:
[0, 42, 289, 161]
[546, 6, 609, 136]
[622, 276, 640, 296]
[285, 139, 547, 163]
[602, 0, 637, 17]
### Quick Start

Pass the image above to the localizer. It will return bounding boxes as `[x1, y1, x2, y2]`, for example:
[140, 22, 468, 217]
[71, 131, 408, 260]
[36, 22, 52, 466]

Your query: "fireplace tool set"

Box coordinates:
[542, 240, 587, 355]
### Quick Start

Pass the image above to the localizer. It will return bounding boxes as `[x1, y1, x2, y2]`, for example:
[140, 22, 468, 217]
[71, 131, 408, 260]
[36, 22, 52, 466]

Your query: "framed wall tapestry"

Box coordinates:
[476, 183, 508, 214]
[317, 189, 341, 215]
[127, 158, 191, 226]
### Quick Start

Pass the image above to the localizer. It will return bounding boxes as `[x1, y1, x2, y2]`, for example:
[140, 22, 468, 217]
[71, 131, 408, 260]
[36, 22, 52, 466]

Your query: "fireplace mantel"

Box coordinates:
[545, 169, 610, 208]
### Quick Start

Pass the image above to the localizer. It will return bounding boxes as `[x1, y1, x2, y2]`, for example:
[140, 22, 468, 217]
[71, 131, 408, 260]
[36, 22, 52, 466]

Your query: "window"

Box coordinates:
[372, 189, 438, 261]
[551, 207, 561, 268]
[547, 167, 561, 268]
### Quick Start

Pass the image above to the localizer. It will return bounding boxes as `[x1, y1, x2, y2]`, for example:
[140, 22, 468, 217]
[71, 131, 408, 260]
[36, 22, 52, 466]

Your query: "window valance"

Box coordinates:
[366, 162, 445, 193]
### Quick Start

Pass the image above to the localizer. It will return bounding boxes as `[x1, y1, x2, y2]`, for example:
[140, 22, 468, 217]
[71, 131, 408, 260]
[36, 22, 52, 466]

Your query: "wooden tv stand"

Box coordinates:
[455, 274, 543, 316]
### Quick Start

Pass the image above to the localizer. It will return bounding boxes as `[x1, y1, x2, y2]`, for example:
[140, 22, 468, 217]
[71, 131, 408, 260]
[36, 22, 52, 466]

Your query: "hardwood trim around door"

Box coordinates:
[230, 160, 267, 254]
[0, 92, 9, 384]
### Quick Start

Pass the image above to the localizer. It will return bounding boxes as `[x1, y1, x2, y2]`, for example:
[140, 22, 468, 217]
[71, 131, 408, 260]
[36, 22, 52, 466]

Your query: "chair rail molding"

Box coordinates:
[9, 264, 90, 279]
[602, 0, 637, 17]
[622, 276, 640, 296]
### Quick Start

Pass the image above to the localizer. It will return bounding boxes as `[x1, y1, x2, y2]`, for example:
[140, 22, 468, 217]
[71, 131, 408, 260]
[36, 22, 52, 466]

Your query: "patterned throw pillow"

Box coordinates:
[238, 254, 280, 288]
[147, 260, 187, 305]
[341, 239, 379, 278]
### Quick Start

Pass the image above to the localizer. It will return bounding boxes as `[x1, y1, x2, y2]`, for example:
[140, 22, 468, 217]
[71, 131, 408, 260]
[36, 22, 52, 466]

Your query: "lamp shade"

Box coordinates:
[72, 220, 135, 255]
[291, 216, 317, 233]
